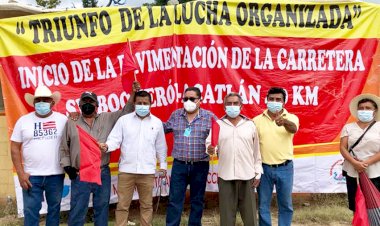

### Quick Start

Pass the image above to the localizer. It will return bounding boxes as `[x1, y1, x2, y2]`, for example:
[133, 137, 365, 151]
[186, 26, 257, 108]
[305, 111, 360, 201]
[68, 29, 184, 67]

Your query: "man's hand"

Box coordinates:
[19, 172, 32, 190]
[252, 178, 260, 188]
[68, 112, 80, 121]
[157, 169, 167, 178]
[64, 166, 78, 180]
[99, 143, 108, 153]
[132, 81, 141, 92]
[207, 145, 216, 155]
[274, 112, 285, 126]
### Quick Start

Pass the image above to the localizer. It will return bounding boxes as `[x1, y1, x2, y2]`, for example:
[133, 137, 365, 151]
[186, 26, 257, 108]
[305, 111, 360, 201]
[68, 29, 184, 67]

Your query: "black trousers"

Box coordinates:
[344, 172, 380, 211]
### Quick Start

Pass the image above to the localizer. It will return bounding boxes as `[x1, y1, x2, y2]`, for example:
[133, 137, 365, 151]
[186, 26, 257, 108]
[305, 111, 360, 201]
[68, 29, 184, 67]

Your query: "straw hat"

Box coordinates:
[349, 93, 380, 121]
[24, 86, 61, 107]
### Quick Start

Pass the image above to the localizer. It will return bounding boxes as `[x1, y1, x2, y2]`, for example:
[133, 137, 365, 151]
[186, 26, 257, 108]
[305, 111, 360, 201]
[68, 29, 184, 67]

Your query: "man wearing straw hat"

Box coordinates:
[10, 85, 67, 226]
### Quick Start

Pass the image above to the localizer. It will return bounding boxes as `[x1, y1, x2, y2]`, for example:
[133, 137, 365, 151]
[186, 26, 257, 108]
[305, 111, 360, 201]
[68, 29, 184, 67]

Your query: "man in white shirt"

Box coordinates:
[207, 92, 263, 226]
[99, 90, 167, 226]
[10, 85, 67, 226]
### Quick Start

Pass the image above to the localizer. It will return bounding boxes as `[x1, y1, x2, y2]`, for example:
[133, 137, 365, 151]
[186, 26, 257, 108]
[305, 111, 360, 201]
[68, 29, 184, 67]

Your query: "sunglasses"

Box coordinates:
[183, 97, 199, 102]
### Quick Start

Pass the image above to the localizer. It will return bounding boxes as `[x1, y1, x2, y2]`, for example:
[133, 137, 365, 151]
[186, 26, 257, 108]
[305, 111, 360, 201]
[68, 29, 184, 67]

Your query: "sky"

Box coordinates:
[0, 0, 379, 9]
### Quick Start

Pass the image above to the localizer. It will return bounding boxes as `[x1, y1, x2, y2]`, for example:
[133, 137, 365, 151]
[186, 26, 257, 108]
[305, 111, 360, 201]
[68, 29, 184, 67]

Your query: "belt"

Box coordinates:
[263, 160, 292, 168]
[175, 159, 208, 165]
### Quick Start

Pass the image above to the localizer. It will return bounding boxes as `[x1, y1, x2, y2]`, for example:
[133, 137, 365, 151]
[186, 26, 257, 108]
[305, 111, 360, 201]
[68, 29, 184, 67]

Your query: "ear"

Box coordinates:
[51, 101, 55, 107]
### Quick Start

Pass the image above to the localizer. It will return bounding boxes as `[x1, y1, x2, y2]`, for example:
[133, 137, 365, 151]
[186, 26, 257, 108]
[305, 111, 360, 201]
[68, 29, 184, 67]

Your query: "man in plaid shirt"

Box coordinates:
[165, 87, 217, 226]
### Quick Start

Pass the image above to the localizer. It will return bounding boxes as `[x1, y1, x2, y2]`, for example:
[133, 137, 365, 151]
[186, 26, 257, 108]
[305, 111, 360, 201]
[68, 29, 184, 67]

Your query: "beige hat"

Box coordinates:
[24, 86, 61, 107]
[349, 93, 380, 121]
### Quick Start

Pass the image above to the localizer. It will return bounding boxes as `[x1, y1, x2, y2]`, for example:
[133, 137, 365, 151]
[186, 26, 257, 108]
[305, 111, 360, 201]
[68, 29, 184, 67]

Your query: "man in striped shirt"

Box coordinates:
[165, 86, 217, 226]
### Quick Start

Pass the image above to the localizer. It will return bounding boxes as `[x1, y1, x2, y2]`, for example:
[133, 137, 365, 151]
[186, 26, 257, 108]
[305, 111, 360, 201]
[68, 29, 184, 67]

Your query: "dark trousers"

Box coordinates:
[166, 159, 209, 226]
[218, 178, 257, 226]
[345, 173, 380, 211]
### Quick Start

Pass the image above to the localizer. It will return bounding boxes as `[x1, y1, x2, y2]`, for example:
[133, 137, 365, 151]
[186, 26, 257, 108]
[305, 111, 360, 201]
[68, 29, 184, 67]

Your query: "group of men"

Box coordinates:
[10, 83, 299, 226]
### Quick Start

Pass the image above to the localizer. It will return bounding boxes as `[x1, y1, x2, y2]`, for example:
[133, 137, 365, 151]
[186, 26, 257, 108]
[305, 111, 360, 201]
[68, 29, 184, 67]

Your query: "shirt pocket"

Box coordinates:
[147, 126, 160, 145]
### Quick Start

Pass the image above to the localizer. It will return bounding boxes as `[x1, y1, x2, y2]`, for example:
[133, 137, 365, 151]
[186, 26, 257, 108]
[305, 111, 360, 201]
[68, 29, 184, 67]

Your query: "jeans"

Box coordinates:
[22, 174, 64, 226]
[68, 166, 111, 226]
[258, 161, 294, 226]
[166, 159, 209, 226]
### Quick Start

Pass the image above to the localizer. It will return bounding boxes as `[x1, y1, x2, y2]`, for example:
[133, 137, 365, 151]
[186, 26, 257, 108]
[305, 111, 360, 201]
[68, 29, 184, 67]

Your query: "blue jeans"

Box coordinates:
[258, 161, 294, 226]
[68, 166, 111, 226]
[166, 159, 209, 226]
[22, 174, 64, 226]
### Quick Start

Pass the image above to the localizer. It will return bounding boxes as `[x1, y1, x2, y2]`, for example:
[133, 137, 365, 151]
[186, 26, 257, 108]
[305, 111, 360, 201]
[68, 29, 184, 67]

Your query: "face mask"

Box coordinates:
[81, 103, 96, 115]
[184, 100, 197, 112]
[225, 106, 240, 118]
[35, 102, 51, 116]
[357, 110, 374, 123]
[135, 105, 150, 117]
[267, 101, 283, 113]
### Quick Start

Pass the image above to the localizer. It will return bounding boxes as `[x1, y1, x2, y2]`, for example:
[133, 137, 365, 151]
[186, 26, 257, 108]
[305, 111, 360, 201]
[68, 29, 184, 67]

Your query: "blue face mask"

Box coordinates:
[35, 102, 51, 116]
[135, 105, 150, 117]
[357, 110, 374, 123]
[267, 101, 283, 113]
[225, 106, 240, 118]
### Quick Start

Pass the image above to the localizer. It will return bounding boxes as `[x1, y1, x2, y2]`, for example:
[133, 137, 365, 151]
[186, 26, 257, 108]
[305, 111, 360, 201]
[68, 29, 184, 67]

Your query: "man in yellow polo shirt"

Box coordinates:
[253, 87, 299, 226]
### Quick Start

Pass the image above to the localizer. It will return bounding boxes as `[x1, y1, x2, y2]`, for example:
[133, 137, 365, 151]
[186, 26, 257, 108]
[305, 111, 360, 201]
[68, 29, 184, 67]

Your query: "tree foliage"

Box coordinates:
[82, 0, 98, 8]
[35, 0, 61, 9]
[147, 0, 193, 6]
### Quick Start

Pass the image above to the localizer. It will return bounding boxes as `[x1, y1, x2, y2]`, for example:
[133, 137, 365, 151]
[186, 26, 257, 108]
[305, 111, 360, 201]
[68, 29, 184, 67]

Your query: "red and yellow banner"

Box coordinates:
[1, 0, 380, 200]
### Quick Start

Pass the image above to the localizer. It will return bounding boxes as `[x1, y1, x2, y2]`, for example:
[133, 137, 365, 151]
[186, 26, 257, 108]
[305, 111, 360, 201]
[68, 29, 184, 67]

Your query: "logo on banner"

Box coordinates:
[329, 159, 346, 184]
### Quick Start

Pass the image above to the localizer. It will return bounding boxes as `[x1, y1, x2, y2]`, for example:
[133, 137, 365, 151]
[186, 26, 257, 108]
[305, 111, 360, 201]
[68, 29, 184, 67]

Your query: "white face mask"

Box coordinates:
[135, 105, 150, 117]
[267, 101, 283, 113]
[225, 106, 240, 118]
[184, 100, 197, 112]
[357, 110, 374, 123]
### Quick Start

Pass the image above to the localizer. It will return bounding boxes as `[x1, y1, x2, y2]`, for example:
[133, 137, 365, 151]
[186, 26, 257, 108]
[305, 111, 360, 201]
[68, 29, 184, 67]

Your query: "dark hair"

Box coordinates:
[224, 92, 243, 105]
[184, 87, 201, 98]
[267, 87, 286, 102]
[134, 90, 152, 103]
[358, 98, 378, 110]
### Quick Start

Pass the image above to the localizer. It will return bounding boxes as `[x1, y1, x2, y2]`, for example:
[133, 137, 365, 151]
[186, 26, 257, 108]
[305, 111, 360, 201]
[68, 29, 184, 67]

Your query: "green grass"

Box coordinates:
[0, 193, 353, 226]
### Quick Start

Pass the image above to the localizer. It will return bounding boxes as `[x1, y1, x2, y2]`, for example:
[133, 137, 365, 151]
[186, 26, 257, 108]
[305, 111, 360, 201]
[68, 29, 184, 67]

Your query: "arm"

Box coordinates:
[163, 112, 175, 134]
[252, 126, 263, 187]
[364, 152, 380, 166]
[11, 141, 32, 190]
[105, 118, 124, 152]
[60, 122, 72, 168]
[364, 152, 380, 165]
[340, 136, 367, 172]
[156, 124, 168, 170]
[282, 118, 298, 134]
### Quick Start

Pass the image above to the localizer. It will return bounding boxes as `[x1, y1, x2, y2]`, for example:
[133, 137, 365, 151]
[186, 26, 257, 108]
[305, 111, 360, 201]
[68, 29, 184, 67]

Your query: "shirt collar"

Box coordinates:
[263, 108, 289, 118]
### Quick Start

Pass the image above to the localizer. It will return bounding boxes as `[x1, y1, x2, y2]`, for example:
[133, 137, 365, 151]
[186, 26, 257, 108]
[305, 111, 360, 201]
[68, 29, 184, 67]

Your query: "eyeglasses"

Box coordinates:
[183, 97, 199, 102]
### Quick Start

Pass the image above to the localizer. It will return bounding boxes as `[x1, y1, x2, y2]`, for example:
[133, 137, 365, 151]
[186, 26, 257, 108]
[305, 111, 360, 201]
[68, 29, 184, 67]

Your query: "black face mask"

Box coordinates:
[81, 103, 96, 115]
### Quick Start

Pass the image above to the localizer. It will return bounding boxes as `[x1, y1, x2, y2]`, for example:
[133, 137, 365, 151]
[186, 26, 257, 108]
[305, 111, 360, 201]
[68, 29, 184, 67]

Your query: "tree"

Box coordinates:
[82, 0, 98, 8]
[35, 0, 61, 9]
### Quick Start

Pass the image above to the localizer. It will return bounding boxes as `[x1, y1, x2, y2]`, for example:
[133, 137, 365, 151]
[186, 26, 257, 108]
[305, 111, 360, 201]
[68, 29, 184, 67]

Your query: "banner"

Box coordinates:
[1, 0, 380, 216]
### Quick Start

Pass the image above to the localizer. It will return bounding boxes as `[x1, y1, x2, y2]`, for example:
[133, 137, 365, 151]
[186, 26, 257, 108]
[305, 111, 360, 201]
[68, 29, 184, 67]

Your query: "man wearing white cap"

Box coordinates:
[10, 85, 67, 226]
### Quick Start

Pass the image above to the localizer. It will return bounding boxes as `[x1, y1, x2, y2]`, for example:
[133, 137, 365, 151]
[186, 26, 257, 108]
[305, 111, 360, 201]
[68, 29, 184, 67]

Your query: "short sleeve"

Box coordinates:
[10, 117, 23, 142]
[340, 124, 349, 138]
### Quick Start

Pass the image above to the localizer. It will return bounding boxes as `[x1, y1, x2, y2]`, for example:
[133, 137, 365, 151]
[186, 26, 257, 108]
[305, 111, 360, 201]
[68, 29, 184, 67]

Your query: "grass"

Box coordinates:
[0, 193, 352, 226]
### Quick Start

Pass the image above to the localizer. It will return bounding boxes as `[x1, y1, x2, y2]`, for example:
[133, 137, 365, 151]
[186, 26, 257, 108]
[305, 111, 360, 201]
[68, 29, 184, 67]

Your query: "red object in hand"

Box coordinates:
[77, 125, 102, 185]
[211, 117, 220, 147]
[352, 180, 370, 226]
